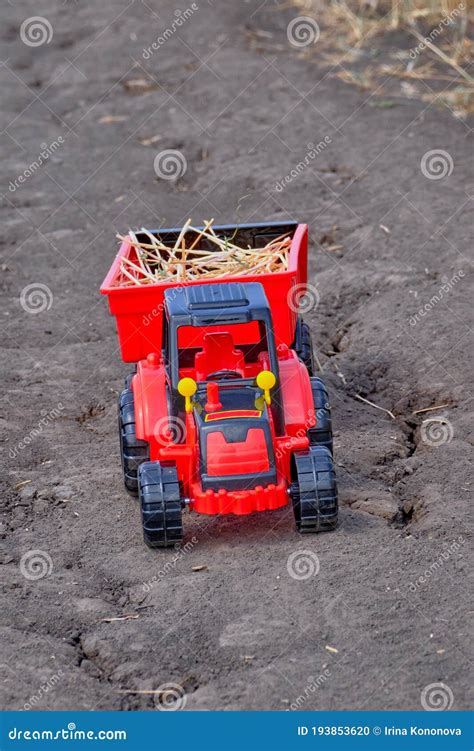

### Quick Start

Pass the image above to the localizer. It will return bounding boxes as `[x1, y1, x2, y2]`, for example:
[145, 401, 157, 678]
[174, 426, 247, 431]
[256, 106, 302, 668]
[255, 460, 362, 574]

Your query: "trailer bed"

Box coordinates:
[101, 221, 308, 362]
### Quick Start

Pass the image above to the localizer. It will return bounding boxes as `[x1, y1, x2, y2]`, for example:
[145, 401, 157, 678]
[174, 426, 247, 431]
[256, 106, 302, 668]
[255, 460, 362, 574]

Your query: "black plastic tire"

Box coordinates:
[290, 445, 338, 533]
[124, 370, 136, 390]
[308, 376, 333, 455]
[118, 384, 149, 496]
[138, 461, 183, 548]
[292, 317, 314, 375]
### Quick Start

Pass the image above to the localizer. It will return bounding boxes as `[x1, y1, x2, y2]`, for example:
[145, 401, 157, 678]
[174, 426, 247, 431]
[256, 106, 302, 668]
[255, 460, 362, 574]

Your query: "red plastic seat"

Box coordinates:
[194, 332, 245, 381]
[206, 428, 269, 476]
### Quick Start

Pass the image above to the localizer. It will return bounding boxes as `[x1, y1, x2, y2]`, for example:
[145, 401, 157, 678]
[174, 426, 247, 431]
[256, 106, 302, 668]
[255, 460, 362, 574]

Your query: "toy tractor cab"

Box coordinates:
[102, 221, 338, 548]
[164, 282, 282, 493]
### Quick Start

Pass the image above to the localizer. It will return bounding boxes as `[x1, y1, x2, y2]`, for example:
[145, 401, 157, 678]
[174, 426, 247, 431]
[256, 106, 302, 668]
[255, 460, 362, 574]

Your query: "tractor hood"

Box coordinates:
[194, 385, 277, 491]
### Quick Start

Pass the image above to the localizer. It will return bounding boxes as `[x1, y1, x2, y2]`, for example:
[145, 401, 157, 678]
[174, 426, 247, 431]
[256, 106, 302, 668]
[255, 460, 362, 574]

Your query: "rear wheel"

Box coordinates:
[138, 461, 183, 548]
[118, 377, 149, 496]
[124, 369, 136, 390]
[293, 317, 314, 375]
[308, 376, 333, 455]
[290, 446, 338, 533]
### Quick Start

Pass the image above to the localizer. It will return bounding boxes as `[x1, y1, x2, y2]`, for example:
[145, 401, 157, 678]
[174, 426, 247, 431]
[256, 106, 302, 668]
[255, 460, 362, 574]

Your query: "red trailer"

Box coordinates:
[101, 221, 337, 548]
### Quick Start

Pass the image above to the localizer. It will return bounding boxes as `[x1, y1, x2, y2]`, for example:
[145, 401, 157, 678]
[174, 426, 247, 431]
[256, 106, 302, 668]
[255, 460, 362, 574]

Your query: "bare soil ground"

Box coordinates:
[1, 0, 472, 712]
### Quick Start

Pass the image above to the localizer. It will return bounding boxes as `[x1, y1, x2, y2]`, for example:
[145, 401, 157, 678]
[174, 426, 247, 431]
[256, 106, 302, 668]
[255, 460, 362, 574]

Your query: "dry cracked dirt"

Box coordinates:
[1, 0, 473, 713]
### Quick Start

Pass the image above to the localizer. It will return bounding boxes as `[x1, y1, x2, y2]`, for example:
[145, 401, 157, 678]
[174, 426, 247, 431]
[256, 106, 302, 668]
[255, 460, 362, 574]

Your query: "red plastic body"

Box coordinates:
[100, 224, 308, 362]
[102, 222, 316, 516]
[131, 348, 314, 515]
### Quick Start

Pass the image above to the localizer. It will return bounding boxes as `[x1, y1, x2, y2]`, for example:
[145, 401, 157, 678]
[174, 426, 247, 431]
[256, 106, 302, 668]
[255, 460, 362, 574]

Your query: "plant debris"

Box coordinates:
[114, 688, 166, 695]
[116, 219, 292, 286]
[293, 0, 473, 117]
[13, 480, 32, 491]
[123, 78, 160, 94]
[100, 613, 140, 623]
[354, 394, 396, 420]
[98, 115, 128, 124]
[413, 403, 450, 414]
[138, 134, 162, 146]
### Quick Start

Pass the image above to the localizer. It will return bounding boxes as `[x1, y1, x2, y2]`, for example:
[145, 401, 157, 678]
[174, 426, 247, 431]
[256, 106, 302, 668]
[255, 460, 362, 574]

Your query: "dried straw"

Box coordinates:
[116, 219, 291, 286]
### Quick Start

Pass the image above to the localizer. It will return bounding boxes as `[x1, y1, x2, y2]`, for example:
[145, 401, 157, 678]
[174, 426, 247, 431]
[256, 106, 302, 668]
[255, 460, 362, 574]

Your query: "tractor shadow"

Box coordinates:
[183, 498, 374, 551]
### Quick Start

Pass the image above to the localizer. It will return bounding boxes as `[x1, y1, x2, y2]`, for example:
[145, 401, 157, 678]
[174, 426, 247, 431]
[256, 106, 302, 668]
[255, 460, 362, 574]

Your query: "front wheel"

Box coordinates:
[138, 461, 183, 548]
[290, 446, 338, 533]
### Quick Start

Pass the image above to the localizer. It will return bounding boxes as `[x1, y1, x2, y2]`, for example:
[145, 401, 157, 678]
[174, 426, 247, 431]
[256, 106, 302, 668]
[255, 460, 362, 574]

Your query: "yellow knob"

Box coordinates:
[256, 370, 276, 406]
[178, 377, 197, 412]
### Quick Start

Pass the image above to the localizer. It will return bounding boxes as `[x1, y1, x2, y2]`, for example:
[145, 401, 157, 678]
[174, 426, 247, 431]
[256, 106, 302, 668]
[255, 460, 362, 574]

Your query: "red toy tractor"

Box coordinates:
[101, 222, 337, 548]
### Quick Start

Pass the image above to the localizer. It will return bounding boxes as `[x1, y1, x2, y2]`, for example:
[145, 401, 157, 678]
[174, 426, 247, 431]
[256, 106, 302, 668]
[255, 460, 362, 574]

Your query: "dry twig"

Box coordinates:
[413, 403, 451, 414]
[354, 394, 396, 420]
[100, 614, 140, 623]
